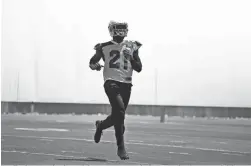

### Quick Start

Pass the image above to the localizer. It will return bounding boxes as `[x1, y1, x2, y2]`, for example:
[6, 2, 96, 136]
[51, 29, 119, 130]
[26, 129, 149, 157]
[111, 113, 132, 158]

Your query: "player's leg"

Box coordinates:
[97, 115, 113, 130]
[104, 80, 129, 160]
[119, 83, 132, 134]
[94, 82, 132, 144]
[94, 115, 113, 143]
[94, 80, 121, 143]
[114, 83, 132, 159]
[111, 94, 129, 160]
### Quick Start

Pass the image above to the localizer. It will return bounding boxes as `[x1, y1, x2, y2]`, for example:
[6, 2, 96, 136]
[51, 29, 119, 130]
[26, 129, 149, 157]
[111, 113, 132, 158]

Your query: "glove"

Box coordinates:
[123, 47, 133, 55]
[122, 45, 134, 61]
[89, 63, 102, 71]
[122, 41, 141, 60]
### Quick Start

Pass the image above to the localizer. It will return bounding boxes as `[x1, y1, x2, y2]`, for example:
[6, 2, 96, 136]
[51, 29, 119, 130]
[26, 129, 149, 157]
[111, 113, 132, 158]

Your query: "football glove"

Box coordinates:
[122, 45, 134, 61]
[122, 41, 142, 60]
[89, 63, 102, 71]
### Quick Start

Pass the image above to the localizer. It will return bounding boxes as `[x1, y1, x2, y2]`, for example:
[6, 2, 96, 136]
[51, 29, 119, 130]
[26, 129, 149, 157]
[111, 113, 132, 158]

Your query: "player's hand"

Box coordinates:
[89, 63, 102, 71]
[123, 47, 132, 55]
[123, 47, 134, 61]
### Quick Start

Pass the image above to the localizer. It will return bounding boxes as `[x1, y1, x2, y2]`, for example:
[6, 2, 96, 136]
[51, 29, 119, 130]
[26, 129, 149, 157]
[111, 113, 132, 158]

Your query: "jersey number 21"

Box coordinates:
[109, 50, 130, 70]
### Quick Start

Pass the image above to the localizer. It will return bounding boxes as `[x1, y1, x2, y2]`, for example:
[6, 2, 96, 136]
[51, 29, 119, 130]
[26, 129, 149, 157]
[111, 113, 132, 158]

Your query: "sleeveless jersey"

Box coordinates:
[97, 40, 141, 84]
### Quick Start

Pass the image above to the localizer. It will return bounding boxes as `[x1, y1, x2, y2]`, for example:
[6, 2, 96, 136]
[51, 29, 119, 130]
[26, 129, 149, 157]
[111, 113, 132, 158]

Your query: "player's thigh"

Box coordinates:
[120, 83, 132, 109]
[104, 80, 125, 111]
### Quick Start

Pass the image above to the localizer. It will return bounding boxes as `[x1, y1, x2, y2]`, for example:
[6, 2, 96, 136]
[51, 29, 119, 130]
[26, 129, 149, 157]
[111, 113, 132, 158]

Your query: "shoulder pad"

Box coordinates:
[131, 40, 142, 51]
[94, 41, 113, 51]
[94, 43, 102, 51]
[135, 41, 142, 47]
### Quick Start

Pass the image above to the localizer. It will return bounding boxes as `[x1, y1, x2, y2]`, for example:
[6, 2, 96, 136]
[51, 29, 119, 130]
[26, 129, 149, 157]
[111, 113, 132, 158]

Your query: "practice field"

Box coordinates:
[1, 114, 251, 165]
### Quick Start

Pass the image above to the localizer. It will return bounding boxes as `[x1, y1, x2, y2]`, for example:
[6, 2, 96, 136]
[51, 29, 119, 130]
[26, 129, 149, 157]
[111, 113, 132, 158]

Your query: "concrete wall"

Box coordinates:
[1, 102, 251, 119]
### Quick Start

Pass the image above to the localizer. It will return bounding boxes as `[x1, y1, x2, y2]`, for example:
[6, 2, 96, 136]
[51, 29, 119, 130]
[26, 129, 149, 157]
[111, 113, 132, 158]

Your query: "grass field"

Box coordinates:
[1, 113, 251, 165]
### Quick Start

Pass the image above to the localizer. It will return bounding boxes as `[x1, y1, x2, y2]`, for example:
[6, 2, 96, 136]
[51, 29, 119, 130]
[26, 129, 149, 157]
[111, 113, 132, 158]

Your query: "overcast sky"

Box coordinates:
[1, 0, 251, 107]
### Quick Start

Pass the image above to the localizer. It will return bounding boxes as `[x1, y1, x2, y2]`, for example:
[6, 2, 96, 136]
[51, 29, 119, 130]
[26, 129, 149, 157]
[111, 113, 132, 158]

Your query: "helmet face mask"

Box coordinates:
[108, 21, 128, 38]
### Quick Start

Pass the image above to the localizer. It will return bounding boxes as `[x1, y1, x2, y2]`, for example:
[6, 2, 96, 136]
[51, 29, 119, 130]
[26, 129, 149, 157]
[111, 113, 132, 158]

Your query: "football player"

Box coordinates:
[89, 21, 142, 160]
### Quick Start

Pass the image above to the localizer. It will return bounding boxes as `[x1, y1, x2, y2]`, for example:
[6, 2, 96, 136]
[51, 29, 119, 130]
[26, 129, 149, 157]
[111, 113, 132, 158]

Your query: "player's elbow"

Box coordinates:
[134, 65, 142, 73]
[89, 57, 96, 65]
[89, 52, 102, 65]
[89, 58, 96, 70]
[132, 61, 142, 73]
[135, 69, 142, 73]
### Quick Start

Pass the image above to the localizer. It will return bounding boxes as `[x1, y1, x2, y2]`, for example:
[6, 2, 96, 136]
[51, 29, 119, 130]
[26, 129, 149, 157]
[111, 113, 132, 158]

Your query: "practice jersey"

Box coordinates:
[94, 40, 141, 84]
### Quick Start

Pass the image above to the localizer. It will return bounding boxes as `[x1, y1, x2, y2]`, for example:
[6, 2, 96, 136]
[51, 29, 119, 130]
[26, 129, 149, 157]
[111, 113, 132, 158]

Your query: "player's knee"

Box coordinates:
[118, 107, 125, 121]
[111, 109, 125, 125]
[112, 115, 125, 125]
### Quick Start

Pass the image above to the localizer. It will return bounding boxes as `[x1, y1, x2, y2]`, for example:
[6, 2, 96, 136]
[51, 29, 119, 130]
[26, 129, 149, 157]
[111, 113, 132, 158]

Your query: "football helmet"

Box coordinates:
[108, 21, 128, 37]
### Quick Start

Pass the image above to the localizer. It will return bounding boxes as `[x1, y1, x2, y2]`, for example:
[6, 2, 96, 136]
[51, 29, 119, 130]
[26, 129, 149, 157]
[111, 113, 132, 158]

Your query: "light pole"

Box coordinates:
[154, 68, 158, 105]
[17, 71, 20, 101]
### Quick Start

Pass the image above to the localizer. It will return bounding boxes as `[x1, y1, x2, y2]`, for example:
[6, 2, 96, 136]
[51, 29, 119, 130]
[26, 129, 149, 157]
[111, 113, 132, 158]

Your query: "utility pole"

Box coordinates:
[17, 71, 20, 101]
[154, 68, 158, 105]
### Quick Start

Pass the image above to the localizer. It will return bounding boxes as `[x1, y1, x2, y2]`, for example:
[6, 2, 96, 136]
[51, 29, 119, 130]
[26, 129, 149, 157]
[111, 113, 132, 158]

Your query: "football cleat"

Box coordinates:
[117, 145, 129, 160]
[94, 120, 103, 143]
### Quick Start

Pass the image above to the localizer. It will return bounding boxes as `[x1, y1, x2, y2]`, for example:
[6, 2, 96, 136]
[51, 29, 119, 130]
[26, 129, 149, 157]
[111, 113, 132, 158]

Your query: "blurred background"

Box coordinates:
[1, 0, 251, 117]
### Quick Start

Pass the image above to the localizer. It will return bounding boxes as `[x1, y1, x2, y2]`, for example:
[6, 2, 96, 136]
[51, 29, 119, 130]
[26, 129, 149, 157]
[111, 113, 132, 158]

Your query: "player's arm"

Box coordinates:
[131, 41, 142, 72]
[89, 44, 103, 71]
[131, 50, 142, 72]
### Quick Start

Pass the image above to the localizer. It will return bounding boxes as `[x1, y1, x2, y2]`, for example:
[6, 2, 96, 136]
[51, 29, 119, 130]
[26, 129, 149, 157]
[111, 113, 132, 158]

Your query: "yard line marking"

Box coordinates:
[61, 150, 84, 154]
[213, 141, 228, 144]
[40, 138, 54, 142]
[169, 151, 191, 155]
[2, 150, 151, 165]
[3, 134, 251, 155]
[170, 140, 186, 143]
[127, 151, 139, 154]
[222, 152, 244, 156]
[128, 140, 144, 143]
[15, 128, 69, 132]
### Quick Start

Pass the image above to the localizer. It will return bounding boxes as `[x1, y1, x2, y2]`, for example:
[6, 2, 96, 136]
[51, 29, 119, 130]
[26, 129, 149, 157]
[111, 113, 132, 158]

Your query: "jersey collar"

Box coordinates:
[111, 40, 124, 45]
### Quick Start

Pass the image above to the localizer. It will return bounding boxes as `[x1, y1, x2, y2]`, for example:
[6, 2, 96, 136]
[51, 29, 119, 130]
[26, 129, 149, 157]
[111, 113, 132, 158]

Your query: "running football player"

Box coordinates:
[89, 21, 142, 160]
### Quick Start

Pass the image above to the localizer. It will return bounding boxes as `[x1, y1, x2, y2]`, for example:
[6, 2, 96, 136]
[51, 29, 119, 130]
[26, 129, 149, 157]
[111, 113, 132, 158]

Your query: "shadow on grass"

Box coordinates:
[56, 157, 118, 163]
